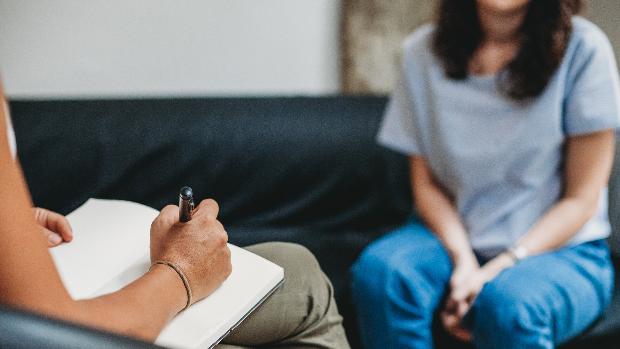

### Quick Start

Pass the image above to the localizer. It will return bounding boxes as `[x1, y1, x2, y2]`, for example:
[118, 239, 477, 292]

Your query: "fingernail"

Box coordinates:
[48, 234, 62, 245]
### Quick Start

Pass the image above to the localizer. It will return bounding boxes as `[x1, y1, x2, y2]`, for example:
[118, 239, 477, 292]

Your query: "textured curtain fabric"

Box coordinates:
[341, 0, 433, 94]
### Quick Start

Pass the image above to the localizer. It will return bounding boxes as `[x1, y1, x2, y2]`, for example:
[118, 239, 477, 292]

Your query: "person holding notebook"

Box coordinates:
[0, 88, 350, 348]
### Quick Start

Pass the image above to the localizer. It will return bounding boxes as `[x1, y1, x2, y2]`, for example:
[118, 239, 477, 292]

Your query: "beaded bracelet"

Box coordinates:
[151, 260, 193, 311]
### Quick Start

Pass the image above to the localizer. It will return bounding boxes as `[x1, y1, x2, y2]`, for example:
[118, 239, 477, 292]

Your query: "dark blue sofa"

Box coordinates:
[6, 96, 619, 348]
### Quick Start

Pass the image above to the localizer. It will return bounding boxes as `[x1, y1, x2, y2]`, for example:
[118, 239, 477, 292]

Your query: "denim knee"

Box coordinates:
[351, 227, 452, 312]
[351, 242, 395, 300]
[471, 281, 553, 349]
[352, 224, 454, 349]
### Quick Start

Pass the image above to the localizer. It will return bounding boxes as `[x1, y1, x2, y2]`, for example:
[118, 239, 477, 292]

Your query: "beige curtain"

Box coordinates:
[341, 0, 434, 95]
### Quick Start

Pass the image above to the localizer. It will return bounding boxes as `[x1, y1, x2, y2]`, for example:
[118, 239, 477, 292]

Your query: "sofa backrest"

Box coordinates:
[0, 306, 160, 349]
[9, 97, 620, 256]
[10, 97, 412, 234]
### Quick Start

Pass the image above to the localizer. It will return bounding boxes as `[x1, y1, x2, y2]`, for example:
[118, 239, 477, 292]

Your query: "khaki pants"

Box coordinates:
[216, 242, 351, 349]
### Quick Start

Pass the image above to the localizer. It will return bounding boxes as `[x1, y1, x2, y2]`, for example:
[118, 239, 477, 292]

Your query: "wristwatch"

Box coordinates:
[506, 245, 529, 263]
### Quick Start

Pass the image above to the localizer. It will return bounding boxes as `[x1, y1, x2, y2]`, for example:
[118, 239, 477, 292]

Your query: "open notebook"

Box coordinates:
[49, 199, 284, 349]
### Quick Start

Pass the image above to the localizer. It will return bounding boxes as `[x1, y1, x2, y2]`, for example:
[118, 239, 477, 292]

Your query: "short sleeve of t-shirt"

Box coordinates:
[564, 22, 620, 135]
[377, 67, 423, 156]
[377, 30, 432, 156]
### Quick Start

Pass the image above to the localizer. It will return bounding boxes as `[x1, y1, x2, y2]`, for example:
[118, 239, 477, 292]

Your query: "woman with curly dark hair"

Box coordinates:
[352, 0, 619, 348]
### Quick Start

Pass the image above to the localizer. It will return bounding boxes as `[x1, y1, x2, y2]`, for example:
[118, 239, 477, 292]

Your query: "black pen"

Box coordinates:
[179, 186, 194, 222]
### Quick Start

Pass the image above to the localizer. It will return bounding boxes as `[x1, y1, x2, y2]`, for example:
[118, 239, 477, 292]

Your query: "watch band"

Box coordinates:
[506, 245, 529, 263]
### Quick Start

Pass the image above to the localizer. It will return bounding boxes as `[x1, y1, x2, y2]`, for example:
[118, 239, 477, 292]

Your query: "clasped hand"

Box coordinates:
[441, 255, 513, 342]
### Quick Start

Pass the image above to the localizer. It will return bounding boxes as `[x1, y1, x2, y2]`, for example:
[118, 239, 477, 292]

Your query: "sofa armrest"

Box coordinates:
[0, 306, 162, 349]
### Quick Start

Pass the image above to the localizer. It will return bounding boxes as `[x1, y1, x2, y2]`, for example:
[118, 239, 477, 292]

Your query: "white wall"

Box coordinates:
[0, 0, 341, 98]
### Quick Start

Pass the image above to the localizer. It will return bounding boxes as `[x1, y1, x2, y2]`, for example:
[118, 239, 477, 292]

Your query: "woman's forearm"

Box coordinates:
[478, 195, 600, 280]
[515, 131, 615, 256]
[517, 196, 599, 255]
[415, 184, 475, 263]
[72, 264, 186, 341]
[410, 157, 475, 264]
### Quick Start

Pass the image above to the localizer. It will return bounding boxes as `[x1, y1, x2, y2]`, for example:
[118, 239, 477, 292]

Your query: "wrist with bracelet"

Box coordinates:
[150, 260, 193, 312]
[504, 245, 530, 265]
[478, 245, 530, 282]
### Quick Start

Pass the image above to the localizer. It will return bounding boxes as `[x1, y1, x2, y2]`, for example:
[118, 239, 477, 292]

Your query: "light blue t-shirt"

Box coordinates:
[378, 17, 620, 257]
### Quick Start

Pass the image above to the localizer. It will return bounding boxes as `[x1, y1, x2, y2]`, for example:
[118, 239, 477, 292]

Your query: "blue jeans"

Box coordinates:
[351, 219, 614, 349]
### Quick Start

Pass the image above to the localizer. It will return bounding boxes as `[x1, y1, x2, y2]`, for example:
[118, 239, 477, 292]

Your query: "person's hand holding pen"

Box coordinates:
[150, 195, 232, 311]
[33, 207, 73, 247]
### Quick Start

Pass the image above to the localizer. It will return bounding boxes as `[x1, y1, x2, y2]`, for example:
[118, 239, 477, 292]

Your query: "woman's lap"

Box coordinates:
[352, 220, 614, 349]
[351, 219, 453, 348]
[467, 239, 614, 347]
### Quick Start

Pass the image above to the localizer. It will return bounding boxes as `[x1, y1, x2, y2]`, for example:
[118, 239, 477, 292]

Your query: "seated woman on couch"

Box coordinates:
[352, 0, 619, 348]
[0, 88, 350, 348]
